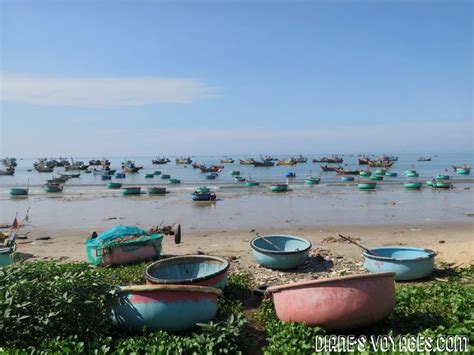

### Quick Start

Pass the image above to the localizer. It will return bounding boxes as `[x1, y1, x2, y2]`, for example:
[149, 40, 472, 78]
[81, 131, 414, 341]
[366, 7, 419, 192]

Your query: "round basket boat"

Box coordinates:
[370, 175, 383, 181]
[230, 170, 240, 176]
[435, 174, 449, 180]
[432, 181, 451, 189]
[404, 181, 422, 189]
[405, 170, 419, 178]
[107, 182, 122, 189]
[245, 180, 260, 187]
[363, 247, 436, 280]
[374, 169, 386, 176]
[270, 184, 288, 192]
[160, 174, 171, 179]
[359, 170, 371, 177]
[122, 186, 141, 195]
[385, 172, 397, 177]
[266, 272, 396, 330]
[251, 235, 311, 269]
[148, 186, 166, 195]
[195, 186, 211, 194]
[305, 177, 320, 185]
[145, 173, 154, 179]
[456, 168, 470, 175]
[169, 178, 181, 184]
[358, 182, 376, 190]
[110, 285, 222, 332]
[145, 255, 230, 289]
[153, 171, 162, 175]
[341, 176, 355, 182]
[101, 174, 112, 181]
[9, 188, 29, 196]
[426, 180, 433, 186]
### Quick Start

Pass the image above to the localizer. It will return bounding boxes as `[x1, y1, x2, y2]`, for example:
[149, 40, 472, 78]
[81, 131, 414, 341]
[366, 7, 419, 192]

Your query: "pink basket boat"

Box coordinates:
[266, 272, 396, 330]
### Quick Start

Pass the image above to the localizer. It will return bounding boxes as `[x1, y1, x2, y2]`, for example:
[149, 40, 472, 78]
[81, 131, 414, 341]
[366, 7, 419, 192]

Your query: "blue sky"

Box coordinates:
[1, 0, 472, 156]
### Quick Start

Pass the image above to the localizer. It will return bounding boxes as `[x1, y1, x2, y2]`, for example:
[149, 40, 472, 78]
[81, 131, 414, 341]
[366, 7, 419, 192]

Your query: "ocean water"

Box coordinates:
[1, 152, 473, 189]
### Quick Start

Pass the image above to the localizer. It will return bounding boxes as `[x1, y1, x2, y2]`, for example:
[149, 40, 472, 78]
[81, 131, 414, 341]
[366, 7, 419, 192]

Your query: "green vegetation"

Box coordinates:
[0, 262, 472, 354]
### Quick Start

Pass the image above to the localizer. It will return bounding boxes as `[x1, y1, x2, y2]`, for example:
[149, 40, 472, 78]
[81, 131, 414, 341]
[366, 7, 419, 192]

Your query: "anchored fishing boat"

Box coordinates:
[320, 165, 342, 172]
[253, 160, 275, 167]
[148, 186, 167, 194]
[175, 157, 192, 164]
[199, 165, 223, 173]
[456, 167, 470, 175]
[122, 160, 143, 173]
[101, 174, 112, 181]
[277, 159, 297, 166]
[110, 284, 221, 332]
[336, 169, 360, 175]
[220, 158, 234, 164]
[145, 255, 230, 289]
[239, 158, 255, 165]
[9, 188, 28, 196]
[0, 168, 15, 176]
[432, 180, 451, 189]
[114, 172, 126, 179]
[152, 157, 170, 164]
[251, 235, 311, 269]
[416, 157, 432, 162]
[368, 161, 393, 168]
[363, 247, 436, 280]
[270, 183, 289, 192]
[267, 272, 395, 330]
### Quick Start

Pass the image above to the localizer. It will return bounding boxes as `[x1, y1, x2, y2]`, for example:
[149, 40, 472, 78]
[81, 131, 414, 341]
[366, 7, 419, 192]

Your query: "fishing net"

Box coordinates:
[85, 225, 163, 266]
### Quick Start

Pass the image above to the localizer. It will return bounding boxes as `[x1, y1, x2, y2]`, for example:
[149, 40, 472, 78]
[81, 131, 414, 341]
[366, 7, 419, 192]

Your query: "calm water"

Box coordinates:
[1, 152, 473, 188]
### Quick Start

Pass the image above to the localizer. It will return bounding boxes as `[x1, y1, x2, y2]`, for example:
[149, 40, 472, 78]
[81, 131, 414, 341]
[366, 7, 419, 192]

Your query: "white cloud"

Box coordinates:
[0, 74, 217, 107]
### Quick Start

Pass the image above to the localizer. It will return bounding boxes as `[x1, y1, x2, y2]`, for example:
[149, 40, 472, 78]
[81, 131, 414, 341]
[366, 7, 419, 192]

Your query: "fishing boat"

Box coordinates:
[44, 183, 63, 193]
[305, 177, 320, 185]
[169, 178, 181, 184]
[435, 174, 449, 180]
[122, 186, 141, 195]
[148, 186, 167, 195]
[191, 190, 217, 201]
[358, 181, 376, 190]
[110, 284, 221, 332]
[251, 235, 311, 269]
[341, 176, 355, 182]
[33, 162, 54, 173]
[2, 157, 17, 167]
[199, 165, 223, 173]
[86, 225, 163, 266]
[267, 273, 395, 330]
[220, 158, 234, 164]
[359, 170, 371, 177]
[452, 164, 470, 172]
[368, 161, 393, 168]
[9, 188, 29, 196]
[404, 181, 422, 189]
[456, 167, 470, 175]
[0, 168, 15, 176]
[235, 176, 245, 182]
[160, 174, 171, 179]
[122, 160, 143, 173]
[358, 157, 370, 165]
[363, 247, 436, 280]
[320, 165, 342, 172]
[416, 157, 432, 162]
[64, 161, 89, 171]
[253, 160, 275, 167]
[295, 155, 308, 163]
[89, 159, 101, 166]
[107, 182, 122, 189]
[60, 173, 81, 178]
[336, 169, 360, 175]
[205, 172, 218, 180]
[144, 173, 155, 178]
[245, 180, 260, 186]
[175, 157, 192, 164]
[277, 159, 297, 166]
[145, 255, 230, 289]
[152, 157, 170, 164]
[370, 175, 383, 181]
[270, 183, 288, 192]
[114, 172, 126, 179]
[385, 172, 397, 177]
[313, 156, 343, 164]
[239, 158, 255, 165]
[405, 170, 419, 178]
[285, 172, 296, 178]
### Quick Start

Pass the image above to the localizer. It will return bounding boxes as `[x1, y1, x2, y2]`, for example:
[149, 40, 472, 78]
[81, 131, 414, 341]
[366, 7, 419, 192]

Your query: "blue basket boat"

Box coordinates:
[205, 172, 218, 180]
[251, 235, 311, 269]
[145, 255, 230, 289]
[110, 285, 222, 332]
[363, 247, 436, 281]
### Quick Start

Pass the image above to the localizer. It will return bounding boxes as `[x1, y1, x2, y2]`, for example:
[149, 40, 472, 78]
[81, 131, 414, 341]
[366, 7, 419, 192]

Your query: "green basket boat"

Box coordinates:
[148, 186, 167, 195]
[374, 169, 386, 176]
[385, 172, 398, 177]
[270, 184, 288, 192]
[145, 173, 155, 179]
[9, 188, 29, 196]
[370, 175, 383, 181]
[359, 170, 371, 177]
[153, 171, 162, 175]
[435, 174, 450, 180]
[230, 170, 240, 176]
[122, 187, 142, 195]
[305, 177, 320, 185]
[456, 168, 470, 175]
[432, 181, 451, 189]
[358, 182, 376, 190]
[44, 185, 63, 193]
[426, 180, 433, 186]
[404, 182, 422, 189]
[108, 182, 122, 189]
[169, 178, 181, 184]
[245, 180, 260, 187]
[405, 170, 419, 178]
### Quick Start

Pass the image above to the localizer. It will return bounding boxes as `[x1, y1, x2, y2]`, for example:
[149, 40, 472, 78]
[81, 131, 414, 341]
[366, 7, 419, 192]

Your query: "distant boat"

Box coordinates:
[320, 165, 342, 172]
[253, 160, 274, 167]
[336, 169, 360, 175]
[313, 156, 343, 164]
[0, 168, 15, 176]
[239, 158, 255, 165]
[277, 159, 297, 166]
[152, 157, 170, 164]
[175, 157, 192, 164]
[122, 160, 143, 173]
[220, 158, 235, 164]
[416, 157, 432, 162]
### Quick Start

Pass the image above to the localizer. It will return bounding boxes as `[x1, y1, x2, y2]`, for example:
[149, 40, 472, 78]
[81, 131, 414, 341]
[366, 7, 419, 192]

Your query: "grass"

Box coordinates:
[0, 261, 472, 354]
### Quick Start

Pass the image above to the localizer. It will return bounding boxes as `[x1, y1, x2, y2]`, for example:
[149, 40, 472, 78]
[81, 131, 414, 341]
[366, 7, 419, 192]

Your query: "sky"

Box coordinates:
[0, 0, 472, 157]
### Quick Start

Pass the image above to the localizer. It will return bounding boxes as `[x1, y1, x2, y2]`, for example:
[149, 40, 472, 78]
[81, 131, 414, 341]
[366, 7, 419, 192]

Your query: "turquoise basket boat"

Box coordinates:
[44, 184, 63, 193]
[456, 168, 470, 175]
[107, 182, 122, 189]
[161, 174, 171, 179]
[374, 169, 386, 176]
[341, 176, 355, 182]
[245, 180, 260, 186]
[358, 182, 376, 190]
[426, 180, 433, 186]
[435, 174, 450, 180]
[148, 186, 167, 194]
[110, 285, 222, 332]
[145, 255, 230, 289]
[9, 188, 29, 196]
[359, 170, 371, 177]
[404, 181, 422, 189]
[305, 177, 320, 185]
[432, 181, 451, 189]
[0, 247, 14, 267]
[370, 175, 383, 181]
[251, 235, 311, 269]
[122, 186, 141, 195]
[169, 178, 181, 184]
[145, 173, 155, 178]
[195, 186, 211, 194]
[405, 170, 419, 178]
[385, 172, 397, 177]
[270, 184, 288, 192]
[363, 247, 436, 280]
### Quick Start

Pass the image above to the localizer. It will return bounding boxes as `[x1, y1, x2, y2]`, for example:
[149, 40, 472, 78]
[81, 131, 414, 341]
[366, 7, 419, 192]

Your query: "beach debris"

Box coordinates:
[36, 236, 51, 241]
[438, 240, 446, 244]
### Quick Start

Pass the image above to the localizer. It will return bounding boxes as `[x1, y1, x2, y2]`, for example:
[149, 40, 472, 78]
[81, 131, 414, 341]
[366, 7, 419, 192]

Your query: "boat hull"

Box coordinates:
[363, 247, 435, 280]
[267, 273, 395, 330]
[305, 178, 320, 185]
[122, 187, 141, 195]
[270, 184, 288, 192]
[110, 285, 221, 332]
[404, 182, 422, 189]
[251, 235, 311, 269]
[358, 182, 376, 190]
[9, 188, 29, 196]
[148, 187, 167, 194]
[245, 181, 260, 186]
